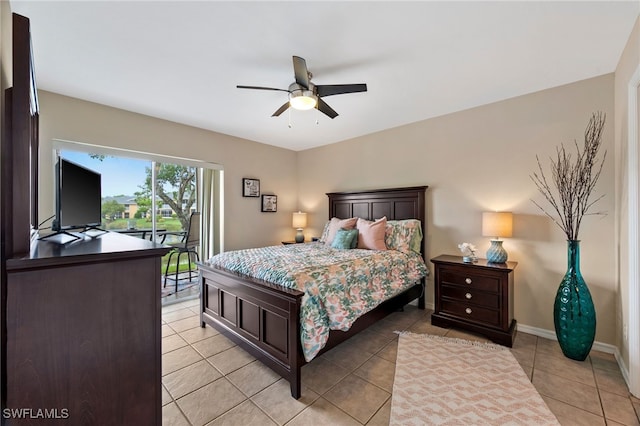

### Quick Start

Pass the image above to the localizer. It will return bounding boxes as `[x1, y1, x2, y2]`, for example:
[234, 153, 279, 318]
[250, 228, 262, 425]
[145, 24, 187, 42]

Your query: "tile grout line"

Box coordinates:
[590, 353, 609, 423]
[174, 398, 193, 426]
[284, 396, 364, 426]
[285, 321, 410, 426]
[359, 316, 422, 425]
[161, 320, 215, 424]
[360, 316, 422, 424]
[188, 325, 290, 425]
[532, 338, 614, 422]
[166, 327, 257, 425]
[364, 395, 392, 426]
[633, 397, 640, 423]
[248, 381, 292, 426]
[530, 334, 538, 381]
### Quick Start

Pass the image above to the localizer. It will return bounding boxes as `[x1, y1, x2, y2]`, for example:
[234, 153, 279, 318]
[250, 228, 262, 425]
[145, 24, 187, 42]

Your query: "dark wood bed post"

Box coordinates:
[200, 185, 428, 399]
[288, 298, 302, 398]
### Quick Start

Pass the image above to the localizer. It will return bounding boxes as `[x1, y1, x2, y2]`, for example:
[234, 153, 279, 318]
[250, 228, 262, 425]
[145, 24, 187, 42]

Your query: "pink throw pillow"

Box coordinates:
[324, 217, 357, 245]
[357, 217, 388, 250]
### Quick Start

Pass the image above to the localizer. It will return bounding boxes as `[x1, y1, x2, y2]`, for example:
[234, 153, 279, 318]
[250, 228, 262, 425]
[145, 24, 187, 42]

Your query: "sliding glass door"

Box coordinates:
[57, 151, 198, 239]
[53, 140, 222, 303]
[151, 161, 197, 242]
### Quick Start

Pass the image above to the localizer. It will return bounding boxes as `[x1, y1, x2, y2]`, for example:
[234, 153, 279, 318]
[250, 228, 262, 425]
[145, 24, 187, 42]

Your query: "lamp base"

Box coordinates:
[295, 229, 304, 243]
[486, 239, 508, 263]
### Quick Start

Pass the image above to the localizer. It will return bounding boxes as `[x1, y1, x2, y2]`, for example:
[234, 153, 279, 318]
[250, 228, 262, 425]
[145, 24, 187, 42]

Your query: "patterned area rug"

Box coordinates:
[390, 332, 560, 425]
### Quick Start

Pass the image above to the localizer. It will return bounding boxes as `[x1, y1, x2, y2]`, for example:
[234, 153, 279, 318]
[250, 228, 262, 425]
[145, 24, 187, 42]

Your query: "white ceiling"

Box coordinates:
[9, 1, 640, 151]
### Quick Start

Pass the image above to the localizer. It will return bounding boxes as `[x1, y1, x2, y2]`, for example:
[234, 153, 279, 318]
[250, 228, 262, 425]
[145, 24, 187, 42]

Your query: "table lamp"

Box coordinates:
[482, 211, 513, 263]
[292, 211, 307, 243]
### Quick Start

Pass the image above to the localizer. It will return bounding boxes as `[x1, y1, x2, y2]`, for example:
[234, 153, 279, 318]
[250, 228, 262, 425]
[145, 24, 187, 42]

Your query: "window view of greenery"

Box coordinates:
[61, 151, 198, 282]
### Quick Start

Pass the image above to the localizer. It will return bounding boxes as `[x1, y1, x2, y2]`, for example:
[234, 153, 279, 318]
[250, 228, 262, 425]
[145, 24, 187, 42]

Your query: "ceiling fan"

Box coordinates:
[237, 56, 367, 119]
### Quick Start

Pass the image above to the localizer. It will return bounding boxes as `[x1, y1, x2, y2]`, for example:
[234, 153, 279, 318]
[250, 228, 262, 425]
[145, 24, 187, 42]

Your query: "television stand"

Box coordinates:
[4, 232, 171, 424]
[83, 226, 107, 239]
[38, 229, 83, 244]
[39, 227, 108, 243]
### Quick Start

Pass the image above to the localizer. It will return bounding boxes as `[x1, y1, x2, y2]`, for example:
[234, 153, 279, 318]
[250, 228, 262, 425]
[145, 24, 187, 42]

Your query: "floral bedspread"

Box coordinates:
[205, 242, 428, 361]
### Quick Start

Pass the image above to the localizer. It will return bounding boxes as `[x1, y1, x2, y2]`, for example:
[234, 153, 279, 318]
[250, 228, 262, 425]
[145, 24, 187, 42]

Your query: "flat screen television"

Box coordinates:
[49, 158, 103, 239]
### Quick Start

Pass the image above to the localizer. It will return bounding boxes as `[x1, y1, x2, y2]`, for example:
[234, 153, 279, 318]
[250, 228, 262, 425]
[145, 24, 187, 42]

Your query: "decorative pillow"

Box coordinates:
[331, 228, 359, 249]
[385, 219, 423, 254]
[356, 217, 388, 250]
[319, 220, 331, 243]
[324, 217, 358, 246]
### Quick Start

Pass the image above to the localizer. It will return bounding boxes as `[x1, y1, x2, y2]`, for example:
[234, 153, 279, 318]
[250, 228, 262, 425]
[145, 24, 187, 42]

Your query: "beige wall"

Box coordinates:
[298, 74, 617, 344]
[614, 15, 640, 374]
[1, 1, 10, 92]
[37, 90, 299, 251]
[1, 1, 12, 154]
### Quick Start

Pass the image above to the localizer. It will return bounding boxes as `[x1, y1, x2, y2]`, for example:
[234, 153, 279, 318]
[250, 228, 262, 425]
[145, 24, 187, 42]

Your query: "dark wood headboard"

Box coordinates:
[326, 186, 428, 258]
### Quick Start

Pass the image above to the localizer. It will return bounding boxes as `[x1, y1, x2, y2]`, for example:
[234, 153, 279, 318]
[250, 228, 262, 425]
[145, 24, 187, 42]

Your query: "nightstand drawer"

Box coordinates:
[441, 285, 500, 309]
[441, 300, 501, 327]
[440, 269, 500, 293]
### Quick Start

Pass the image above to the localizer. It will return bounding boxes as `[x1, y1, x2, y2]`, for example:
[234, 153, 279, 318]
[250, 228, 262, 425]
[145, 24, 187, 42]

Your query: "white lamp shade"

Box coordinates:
[292, 211, 307, 229]
[482, 212, 513, 238]
[289, 91, 317, 110]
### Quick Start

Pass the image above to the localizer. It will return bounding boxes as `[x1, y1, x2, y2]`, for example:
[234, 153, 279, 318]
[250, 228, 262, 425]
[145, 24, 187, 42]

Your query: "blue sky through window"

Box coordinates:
[61, 151, 149, 197]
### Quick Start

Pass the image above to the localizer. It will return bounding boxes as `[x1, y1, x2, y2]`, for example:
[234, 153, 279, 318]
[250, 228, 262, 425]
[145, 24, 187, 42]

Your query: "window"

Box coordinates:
[53, 140, 224, 262]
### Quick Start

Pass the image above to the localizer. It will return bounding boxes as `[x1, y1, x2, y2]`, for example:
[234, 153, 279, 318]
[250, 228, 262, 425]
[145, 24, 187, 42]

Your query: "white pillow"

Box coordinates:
[324, 217, 357, 246]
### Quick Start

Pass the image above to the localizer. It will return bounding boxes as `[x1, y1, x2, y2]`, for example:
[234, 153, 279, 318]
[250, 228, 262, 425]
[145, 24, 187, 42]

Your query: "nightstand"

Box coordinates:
[282, 241, 302, 245]
[430, 255, 517, 347]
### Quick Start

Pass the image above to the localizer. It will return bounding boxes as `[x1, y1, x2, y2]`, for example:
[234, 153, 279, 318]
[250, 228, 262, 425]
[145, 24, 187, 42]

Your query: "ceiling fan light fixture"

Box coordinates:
[289, 89, 317, 110]
[238, 56, 366, 119]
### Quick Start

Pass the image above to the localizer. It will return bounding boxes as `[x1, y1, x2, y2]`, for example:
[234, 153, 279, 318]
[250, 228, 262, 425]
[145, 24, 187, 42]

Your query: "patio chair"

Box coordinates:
[163, 212, 200, 292]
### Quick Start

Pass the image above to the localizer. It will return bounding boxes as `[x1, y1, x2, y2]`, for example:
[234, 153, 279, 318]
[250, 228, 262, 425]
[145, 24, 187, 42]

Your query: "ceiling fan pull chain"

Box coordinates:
[288, 108, 293, 128]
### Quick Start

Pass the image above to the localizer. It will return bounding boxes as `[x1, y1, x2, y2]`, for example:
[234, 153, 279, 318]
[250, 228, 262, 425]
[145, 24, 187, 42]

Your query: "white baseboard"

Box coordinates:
[516, 323, 630, 390]
[615, 352, 632, 392]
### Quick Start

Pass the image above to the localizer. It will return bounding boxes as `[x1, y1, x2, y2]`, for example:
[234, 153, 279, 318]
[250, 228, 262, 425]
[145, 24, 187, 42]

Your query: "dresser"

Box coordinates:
[430, 255, 517, 347]
[4, 232, 170, 425]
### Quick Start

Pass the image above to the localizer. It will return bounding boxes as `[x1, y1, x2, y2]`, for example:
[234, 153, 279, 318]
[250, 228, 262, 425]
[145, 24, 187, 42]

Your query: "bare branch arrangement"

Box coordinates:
[530, 112, 607, 241]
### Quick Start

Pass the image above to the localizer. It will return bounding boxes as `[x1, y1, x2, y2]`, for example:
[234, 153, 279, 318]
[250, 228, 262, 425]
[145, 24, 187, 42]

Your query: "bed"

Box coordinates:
[198, 186, 428, 398]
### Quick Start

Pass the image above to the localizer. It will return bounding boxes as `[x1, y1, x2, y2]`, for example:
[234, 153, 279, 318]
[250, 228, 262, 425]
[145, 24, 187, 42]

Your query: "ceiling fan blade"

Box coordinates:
[292, 56, 310, 89]
[316, 98, 338, 119]
[237, 85, 289, 92]
[272, 102, 290, 117]
[316, 84, 367, 97]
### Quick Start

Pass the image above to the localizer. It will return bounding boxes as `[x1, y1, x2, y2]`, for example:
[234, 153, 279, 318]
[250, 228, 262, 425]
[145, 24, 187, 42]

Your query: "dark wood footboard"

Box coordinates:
[200, 265, 305, 398]
[200, 262, 425, 399]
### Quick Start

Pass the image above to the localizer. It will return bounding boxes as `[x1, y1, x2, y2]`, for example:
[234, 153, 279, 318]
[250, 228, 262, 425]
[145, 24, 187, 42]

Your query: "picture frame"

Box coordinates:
[261, 195, 277, 212]
[242, 178, 260, 197]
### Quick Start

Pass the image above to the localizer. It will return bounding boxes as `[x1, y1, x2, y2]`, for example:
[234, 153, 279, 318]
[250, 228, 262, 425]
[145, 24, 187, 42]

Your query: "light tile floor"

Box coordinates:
[161, 300, 640, 426]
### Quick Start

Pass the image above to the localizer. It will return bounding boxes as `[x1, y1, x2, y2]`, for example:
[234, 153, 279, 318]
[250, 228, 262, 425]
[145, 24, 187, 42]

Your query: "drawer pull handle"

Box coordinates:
[465, 308, 473, 314]
[465, 278, 472, 284]
[465, 293, 472, 299]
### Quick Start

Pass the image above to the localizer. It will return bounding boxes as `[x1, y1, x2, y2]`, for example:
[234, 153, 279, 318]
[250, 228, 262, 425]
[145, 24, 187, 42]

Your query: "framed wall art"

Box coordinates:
[261, 195, 277, 212]
[242, 178, 260, 197]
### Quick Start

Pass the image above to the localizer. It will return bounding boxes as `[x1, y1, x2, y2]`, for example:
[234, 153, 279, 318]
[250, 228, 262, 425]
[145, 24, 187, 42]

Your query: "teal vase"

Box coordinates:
[553, 240, 596, 361]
